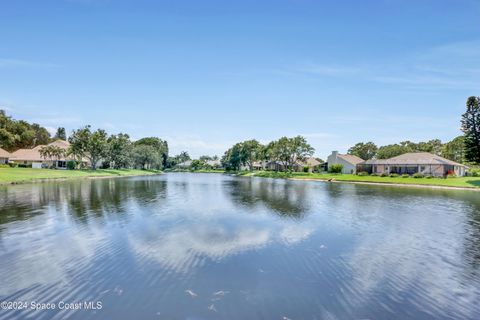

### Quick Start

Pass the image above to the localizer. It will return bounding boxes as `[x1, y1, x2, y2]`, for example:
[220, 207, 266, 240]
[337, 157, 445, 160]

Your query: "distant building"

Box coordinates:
[205, 159, 222, 168]
[327, 151, 364, 174]
[264, 157, 322, 172]
[0, 147, 10, 164]
[176, 160, 192, 168]
[357, 152, 468, 177]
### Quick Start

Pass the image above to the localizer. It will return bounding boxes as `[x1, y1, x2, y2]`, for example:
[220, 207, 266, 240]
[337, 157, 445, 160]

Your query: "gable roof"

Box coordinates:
[363, 152, 467, 167]
[0, 147, 11, 158]
[10, 140, 72, 162]
[48, 139, 70, 148]
[337, 154, 364, 165]
[299, 157, 322, 167]
[10, 148, 44, 162]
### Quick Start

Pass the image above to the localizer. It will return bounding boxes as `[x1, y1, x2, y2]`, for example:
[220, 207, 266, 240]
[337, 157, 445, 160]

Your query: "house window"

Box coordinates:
[420, 166, 426, 172]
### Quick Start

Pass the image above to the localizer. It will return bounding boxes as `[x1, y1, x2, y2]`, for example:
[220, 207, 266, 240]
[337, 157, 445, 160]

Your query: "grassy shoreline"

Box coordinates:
[0, 168, 161, 185]
[237, 170, 480, 190]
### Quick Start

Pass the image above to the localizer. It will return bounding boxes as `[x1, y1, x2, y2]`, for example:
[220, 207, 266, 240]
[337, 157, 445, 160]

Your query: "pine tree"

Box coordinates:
[461, 96, 480, 163]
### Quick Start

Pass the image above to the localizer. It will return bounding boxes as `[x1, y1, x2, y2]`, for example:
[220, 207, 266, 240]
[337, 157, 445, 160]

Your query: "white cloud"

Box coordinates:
[291, 40, 480, 90]
[166, 134, 232, 158]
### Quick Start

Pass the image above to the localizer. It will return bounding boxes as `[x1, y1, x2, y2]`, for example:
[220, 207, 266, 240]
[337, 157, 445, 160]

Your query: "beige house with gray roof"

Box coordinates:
[357, 152, 468, 177]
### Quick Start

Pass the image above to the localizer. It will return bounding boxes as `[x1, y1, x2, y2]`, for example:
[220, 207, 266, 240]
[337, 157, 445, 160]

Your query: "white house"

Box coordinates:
[327, 151, 364, 174]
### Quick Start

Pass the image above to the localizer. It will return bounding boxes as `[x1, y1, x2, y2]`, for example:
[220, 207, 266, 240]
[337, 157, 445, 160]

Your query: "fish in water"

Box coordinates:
[208, 304, 217, 312]
[185, 289, 198, 297]
[213, 290, 229, 296]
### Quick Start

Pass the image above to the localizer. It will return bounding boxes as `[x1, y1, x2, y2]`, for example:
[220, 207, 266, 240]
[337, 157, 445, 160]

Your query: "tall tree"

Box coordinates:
[106, 133, 133, 169]
[348, 142, 378, 160]
[134, 137, 169, 168]
[68, 126, 108, 170]
[240, 139, 262, 170]
[272, 136, 314, 172]
[461, 96, 480, 163]
[133, 144, 161, 169]
[221, 143, 243, 170]
[54, 127, 67, 140]
[442, 136, 465, 163]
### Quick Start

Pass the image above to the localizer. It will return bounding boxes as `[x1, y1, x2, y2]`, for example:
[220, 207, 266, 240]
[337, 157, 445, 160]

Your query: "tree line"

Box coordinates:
[67, 126, 169, 170]
[0, 111, 172, 170]
[221, 136, 315, 171]
[347, 96, 480, 164]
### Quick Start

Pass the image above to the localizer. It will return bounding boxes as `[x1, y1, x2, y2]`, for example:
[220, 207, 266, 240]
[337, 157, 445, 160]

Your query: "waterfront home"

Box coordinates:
[176, 160, 192, 168]
[265, 157, 322, 172]
[10, 140, 86, 169]
[357, 152, 468, 177]
[205, 159, 223, 169]
[327, 151, 364, 174]
[294, 157, 322, 172]
[0, 147, 10, 164]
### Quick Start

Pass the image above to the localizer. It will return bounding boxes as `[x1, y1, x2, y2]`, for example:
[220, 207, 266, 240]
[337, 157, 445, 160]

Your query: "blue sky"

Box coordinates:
[1, 0, 479, 158]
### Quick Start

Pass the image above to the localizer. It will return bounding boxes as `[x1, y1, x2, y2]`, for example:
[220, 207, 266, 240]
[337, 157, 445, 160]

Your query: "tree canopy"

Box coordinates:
[348, 142, 378, 160]
[68, 126, 108, 170]
[0, 110, 51, 151]
[222, 136, 314, 172]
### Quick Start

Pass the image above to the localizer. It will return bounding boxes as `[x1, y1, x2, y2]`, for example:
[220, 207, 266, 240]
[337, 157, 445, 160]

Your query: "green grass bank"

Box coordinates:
[238, 171, 480, 189]
[0, 167, 161, 185]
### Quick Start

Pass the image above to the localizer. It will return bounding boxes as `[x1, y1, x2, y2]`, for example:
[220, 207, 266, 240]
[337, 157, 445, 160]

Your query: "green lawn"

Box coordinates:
[239, 171, 480, 189]
[0, 167, 161, 184]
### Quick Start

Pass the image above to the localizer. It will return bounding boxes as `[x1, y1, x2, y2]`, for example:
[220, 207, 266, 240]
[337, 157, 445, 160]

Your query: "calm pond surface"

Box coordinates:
[0, 173, 479, 319]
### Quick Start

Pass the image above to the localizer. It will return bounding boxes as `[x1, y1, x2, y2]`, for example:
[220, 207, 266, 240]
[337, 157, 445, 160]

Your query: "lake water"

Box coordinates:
[0, 173, 479, 319]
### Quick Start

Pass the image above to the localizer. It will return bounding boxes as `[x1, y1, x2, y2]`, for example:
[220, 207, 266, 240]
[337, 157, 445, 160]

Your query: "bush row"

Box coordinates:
[356, 172, 456, 179]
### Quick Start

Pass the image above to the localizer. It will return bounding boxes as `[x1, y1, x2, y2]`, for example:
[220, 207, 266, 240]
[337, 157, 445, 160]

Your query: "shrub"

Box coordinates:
[357, 171, 369, 176]
[328, 164, 343, 174]
[402, 174, 410, 178]
[469, 168, 480, 177]
[425, 175, 434, 179]
[8, 162, 18, 168]
[67, 161, 76, 170]
[380, 173, 389, 177]
[412, 173, 424, 178]
[18, 163, 32, 168]
[0, 164, 10, 168]
[389, 173, 399, 178]
[303, 166, 309, 173]
[370, 173, 379, 176]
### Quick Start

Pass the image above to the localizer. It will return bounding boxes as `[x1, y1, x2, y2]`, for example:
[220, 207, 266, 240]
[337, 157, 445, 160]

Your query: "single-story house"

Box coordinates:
[294, 157, 322, 173]
[356, 152, 468, 177]
[265, 157, 322, 172]
[9, 140, 86, 169]
[327, 151, 364, 174]
[0, 147, 11, 164]
[205, 159, 223, 168]
[176, 160, 192, 168]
